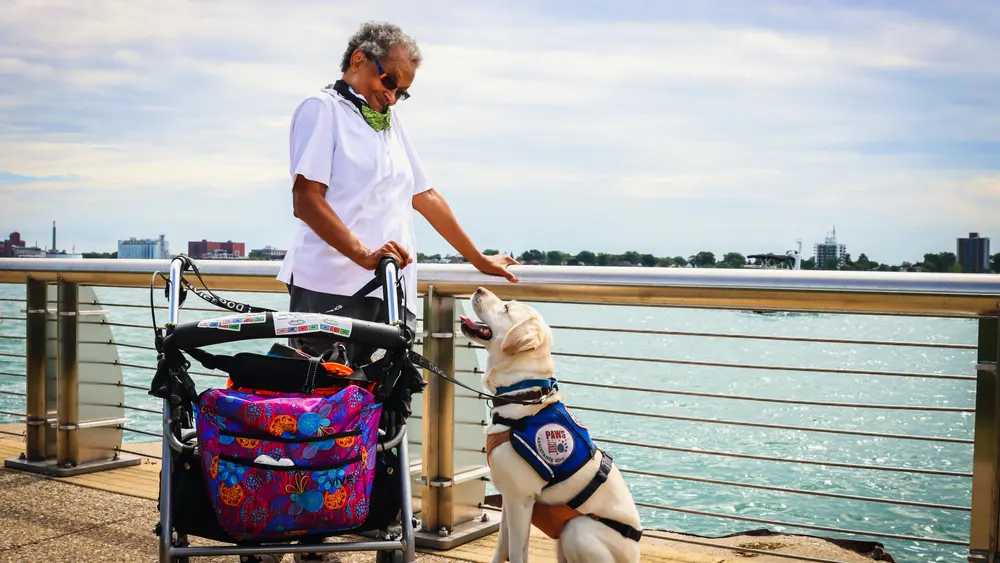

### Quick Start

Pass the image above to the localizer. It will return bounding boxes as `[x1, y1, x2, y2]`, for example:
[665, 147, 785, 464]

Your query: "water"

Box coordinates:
[0, 282, 978, 562]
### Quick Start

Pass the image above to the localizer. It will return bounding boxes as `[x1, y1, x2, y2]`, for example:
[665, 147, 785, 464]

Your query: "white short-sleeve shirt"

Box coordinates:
[277, 85, 431, 315]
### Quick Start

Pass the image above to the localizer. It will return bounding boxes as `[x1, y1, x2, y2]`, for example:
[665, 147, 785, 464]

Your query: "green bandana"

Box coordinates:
[360, 104, 391, 132]
[329, 80, 391, 132]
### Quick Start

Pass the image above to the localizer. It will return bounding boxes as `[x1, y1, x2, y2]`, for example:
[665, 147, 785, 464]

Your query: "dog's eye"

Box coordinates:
[503, 303, 510, 314]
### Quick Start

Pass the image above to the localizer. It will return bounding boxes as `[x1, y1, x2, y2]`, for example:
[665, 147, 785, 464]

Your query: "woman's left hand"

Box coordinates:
[475, 254, 520, 283]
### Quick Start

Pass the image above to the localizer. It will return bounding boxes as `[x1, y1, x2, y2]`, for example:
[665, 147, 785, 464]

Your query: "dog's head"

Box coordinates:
[460, 287, 554, 380]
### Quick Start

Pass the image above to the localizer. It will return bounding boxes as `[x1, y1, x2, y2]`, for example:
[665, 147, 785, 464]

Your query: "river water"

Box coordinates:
[0, 282, 977, 562]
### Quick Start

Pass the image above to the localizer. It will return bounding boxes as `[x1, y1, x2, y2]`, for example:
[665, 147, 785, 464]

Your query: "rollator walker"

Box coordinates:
[149, 255, 425, 562]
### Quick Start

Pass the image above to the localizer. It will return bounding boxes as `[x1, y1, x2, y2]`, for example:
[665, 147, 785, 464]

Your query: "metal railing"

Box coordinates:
[0, 258, 998, 563]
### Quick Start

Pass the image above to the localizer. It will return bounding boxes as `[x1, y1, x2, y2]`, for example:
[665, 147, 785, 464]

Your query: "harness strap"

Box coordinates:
[566, 450, 613, 510]
[596, 517, 643, 542]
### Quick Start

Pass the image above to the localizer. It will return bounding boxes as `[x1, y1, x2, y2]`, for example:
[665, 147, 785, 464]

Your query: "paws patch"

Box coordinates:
[535, 423, 574, 466]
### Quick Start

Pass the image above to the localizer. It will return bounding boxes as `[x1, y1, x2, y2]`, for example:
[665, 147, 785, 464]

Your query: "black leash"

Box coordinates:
[405, 351, 553, 407]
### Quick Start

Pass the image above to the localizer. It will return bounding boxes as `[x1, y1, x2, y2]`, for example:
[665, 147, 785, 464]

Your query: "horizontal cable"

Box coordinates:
[456, 342, 974, 381]
[120, 404, 162, 415]
[0, 371, 26, 378]
[0, 316, 25, 322]
[620, 467, 969, 512]
[546, 323, 977, 350]
[0, 409, 26, 417]
[83, 360, 225, 379]
[0, 335, 25, 340]
[99, 320, 154, 330]
[569, 405, 973, 444]
[79, 380, 148, 391]
[593, 436, 972, 478]
[0, 352, 25, 358]
[636, 501, 966, 546]
[643, 531, 864, 563]
[121, 426, 161, 438]
[0, 429, 25, 438]
[0, 390, 26, 397]
[561, 379, 974, 412]
[79, 339, 158, 352]
[115, 447, 161, 461]
[97, 301, 223, 313]
[554, 349, 974, 381]
[0, 298, 26, 303]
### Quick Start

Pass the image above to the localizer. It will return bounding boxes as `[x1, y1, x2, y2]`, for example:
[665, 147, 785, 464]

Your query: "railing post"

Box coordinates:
[56, 277, 80, 468]
[415, 286, 498, 550]
[969, 307, 1000, 563]
[5, 280, 139, 476]
[24, 277, 48, 461]
[419, 285, 455, 535]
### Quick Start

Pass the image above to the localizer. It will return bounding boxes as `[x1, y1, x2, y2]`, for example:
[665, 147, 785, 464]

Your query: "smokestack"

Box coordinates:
[52, 221, 56, 252]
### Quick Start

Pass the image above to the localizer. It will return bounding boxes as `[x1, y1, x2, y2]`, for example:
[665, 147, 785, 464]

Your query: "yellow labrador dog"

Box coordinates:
[459, 287, 642, 563]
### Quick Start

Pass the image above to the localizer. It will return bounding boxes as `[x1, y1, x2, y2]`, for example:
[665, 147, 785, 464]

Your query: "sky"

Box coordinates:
[1, 0, 998, 264]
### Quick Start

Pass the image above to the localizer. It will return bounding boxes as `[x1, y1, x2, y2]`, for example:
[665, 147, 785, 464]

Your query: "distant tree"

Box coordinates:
[519, 249, 544, 263]
[689, 251, 716, 268]
[718, 252, 746, 269]
[621, 251, 641, 265]
[800, 257, 816, 270]
[921, 252, 957, 273]
[546, 250, 569, 265]
[575, 250, 597, 266]
[672, 256, 688, 267]
[823, 256, 840, 270]
[483, 249, 499, 256]
[640, 253, 658, 267]
[657, 257, 675, 267]
[596, 253, 613, 266]
[992, 252, 1000, 273]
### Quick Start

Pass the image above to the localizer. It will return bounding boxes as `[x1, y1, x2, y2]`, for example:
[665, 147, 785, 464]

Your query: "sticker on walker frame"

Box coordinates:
[273, 313, 353, 337]
[197, 313, 265, 331]
[319, 314, 353, 337]
[534, 423, 574, 466]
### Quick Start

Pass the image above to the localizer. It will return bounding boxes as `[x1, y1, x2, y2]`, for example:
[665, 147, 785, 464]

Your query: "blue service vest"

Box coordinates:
[507, 402, 597, 486]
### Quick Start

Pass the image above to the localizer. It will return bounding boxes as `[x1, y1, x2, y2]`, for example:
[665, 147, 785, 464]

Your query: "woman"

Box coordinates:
[259, 21, 519, 563]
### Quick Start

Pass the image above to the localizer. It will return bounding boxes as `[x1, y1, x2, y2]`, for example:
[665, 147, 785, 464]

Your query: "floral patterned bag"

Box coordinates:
[194, 384, 382, 542]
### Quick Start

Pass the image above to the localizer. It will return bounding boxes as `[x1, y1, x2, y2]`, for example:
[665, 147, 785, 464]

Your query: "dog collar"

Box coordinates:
[495, 377, 558, 396]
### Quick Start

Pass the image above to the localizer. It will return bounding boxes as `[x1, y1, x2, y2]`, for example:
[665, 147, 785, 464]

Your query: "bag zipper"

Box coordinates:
[218, 453, 362, 472]
[220, 428, 361, 443]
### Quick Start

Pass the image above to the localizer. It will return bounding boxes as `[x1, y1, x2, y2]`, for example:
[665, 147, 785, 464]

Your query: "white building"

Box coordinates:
[814, 226, 847, 269]
[118, 235, 170, 259]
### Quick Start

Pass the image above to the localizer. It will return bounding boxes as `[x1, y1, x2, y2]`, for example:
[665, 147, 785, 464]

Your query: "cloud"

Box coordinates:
[0, 0, 998, 262]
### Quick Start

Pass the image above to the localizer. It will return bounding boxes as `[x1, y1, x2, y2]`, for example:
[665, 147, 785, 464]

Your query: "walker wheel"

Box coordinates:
[375, 550, 404, 563]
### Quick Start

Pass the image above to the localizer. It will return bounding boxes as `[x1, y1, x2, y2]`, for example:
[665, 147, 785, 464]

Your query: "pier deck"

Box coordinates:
[0, 434, 885, 562]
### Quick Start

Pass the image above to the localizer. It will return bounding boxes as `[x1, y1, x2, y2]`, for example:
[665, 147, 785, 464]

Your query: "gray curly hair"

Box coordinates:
[340, 22, 422, 72]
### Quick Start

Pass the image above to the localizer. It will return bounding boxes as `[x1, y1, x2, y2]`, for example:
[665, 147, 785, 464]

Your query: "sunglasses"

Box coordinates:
[373, 56, 410, 101]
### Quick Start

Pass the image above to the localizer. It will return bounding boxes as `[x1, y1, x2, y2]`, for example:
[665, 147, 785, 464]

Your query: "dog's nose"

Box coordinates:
[475, 287, 486, 295]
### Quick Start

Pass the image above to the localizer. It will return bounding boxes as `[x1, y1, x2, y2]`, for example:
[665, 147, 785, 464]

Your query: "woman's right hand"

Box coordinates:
[355, 240, 412, 270]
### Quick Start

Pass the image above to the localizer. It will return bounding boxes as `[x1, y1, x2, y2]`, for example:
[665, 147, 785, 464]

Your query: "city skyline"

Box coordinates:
[2, 222, 993, 267]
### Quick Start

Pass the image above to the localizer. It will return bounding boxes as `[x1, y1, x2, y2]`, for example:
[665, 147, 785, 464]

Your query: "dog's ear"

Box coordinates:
[501, 318, 543, 355]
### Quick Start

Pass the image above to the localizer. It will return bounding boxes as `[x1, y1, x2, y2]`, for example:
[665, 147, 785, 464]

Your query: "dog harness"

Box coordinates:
[486, 378, 643, 542]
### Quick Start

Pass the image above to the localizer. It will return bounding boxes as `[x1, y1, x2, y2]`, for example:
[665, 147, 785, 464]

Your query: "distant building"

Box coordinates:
[118, 235, 170, 259]
[250, 245, 287, 260]
[957, 232, 991, 273]
[2, 232, 27, 257]
[189, 239, 245, 259]
[814, 226, 847, 269]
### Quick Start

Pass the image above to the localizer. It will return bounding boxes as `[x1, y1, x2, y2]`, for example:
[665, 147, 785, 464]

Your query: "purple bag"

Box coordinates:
[195, 384, 382, 542]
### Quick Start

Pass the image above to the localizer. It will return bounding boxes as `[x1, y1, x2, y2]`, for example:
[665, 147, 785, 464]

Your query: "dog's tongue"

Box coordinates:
[459, 316, 492, 338]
